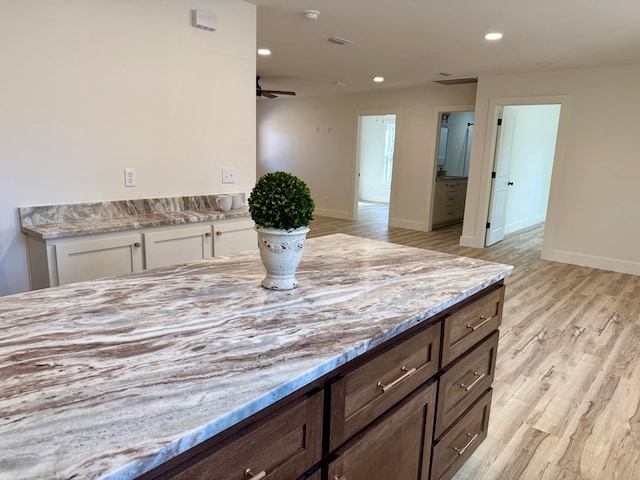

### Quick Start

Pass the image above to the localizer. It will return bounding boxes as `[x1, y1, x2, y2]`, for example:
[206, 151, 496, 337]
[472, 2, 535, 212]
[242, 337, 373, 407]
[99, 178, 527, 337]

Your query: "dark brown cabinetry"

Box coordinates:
[142, 391, 323, 480]
[329, 322, 441, 450]
[327, 381, 437, 480]
[140, 283, 505, 480]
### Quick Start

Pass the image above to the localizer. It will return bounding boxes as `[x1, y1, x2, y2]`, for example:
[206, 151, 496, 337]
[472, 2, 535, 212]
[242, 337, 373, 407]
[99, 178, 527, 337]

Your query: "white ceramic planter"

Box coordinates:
[255, 226, 309, 290]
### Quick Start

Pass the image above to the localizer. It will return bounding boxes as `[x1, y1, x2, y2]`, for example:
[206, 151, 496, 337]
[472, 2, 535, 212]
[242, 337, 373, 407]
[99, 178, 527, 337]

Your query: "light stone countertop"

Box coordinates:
[0, 234, 513, 480]
[19, 195, 250, 240]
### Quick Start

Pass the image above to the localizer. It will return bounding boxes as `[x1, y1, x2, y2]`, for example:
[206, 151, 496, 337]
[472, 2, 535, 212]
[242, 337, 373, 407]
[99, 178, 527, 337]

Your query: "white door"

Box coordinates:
[485, 107, 517, 246]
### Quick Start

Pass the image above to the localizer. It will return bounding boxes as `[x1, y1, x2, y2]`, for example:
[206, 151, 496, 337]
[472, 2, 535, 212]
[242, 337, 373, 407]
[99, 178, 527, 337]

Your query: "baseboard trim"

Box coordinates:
[542, 249, 640, 276]
[314, 208, 352, 220]
[459, 235, 484, 248]
[388, 218, 425, 230]
[504, 215, 545, 235]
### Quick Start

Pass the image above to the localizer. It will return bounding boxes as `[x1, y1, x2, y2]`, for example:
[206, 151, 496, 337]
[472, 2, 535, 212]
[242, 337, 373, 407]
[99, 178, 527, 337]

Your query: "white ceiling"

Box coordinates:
[246, 0, 640, 97]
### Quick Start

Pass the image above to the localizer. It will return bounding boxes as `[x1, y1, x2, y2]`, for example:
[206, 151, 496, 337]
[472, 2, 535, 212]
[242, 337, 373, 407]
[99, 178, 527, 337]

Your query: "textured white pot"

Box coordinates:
[255, 226, 310, 290]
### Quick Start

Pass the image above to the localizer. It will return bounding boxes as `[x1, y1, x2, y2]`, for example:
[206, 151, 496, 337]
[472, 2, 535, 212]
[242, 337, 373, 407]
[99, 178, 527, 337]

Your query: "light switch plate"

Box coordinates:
[222, 168, 235, 184]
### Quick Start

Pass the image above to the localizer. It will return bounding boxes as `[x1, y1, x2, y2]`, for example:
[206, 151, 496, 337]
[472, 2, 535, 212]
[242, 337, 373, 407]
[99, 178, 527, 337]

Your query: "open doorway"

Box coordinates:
[486, 104, 561, 246]
[431, 109, 475, 230]
[355, 114, 396, 222]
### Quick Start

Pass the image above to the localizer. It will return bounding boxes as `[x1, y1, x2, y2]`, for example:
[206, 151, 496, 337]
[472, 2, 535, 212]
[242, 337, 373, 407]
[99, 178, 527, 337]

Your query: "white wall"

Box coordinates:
[257, 84, 477, 228]
[0, 0, 256, 296]
[462, 64, 640, 275]
[359, 115, 393, 203]
[503, 105, 560, 234]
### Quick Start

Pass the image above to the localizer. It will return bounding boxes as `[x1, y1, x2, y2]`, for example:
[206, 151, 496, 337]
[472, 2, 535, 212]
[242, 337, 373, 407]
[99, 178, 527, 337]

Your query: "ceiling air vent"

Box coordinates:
[328, 36, 353, 46]
[433, 77, 478, 85]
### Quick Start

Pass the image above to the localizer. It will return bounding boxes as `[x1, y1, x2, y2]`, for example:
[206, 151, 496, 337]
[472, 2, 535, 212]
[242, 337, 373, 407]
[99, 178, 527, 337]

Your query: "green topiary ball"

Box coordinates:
[248, 171, 315, 230]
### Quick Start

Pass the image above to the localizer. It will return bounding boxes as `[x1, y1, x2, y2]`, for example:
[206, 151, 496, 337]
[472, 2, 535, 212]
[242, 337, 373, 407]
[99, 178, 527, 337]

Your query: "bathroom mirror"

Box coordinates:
[437, 126, 448, 166]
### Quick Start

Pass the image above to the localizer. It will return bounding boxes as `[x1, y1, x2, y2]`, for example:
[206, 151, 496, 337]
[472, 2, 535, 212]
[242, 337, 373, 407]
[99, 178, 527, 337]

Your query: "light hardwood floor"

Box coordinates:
[308, 203, 640, 480]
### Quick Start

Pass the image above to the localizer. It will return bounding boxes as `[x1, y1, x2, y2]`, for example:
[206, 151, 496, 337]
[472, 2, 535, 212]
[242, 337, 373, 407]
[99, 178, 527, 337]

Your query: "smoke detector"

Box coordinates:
[303, 9, 320, 20]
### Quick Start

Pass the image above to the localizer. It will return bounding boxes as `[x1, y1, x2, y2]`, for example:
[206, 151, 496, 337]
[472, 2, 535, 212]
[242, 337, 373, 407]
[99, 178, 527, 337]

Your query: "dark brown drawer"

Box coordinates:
[432, 389, 492, 480]
[162, 391, 323, 480]
[441, 285, 504, 367]
[435, 331, 498, 438]
[329, 322, 441, 450]
[327, 381, 437, 480]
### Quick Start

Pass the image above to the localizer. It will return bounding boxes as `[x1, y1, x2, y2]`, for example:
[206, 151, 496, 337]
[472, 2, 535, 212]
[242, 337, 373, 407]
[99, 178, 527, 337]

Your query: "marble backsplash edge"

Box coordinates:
[19, 194, 242, 227]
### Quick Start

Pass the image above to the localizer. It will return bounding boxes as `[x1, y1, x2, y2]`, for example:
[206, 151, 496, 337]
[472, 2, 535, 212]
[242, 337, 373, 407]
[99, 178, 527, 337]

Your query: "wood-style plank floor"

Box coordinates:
[308, 202, 640, 480]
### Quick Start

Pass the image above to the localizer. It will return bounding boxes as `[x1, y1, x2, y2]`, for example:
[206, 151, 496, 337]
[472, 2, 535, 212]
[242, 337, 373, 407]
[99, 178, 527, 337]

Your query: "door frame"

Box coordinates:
[428, 105, 475, 231]
[460, 95, 571, 256]
[352, 108, 401, 221]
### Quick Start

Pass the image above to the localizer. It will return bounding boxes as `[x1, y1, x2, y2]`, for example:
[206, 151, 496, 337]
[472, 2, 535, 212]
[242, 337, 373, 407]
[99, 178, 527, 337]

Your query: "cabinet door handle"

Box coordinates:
[466, 315, 494, 331]
[205, 232, 212, 237]
[244, 468, 266, 479]
[133, 242, 141, 248]
[216, 231, 223, 236]
[453, 432, 479, 456]
[334, 476, 347, 480]
[460, 371, 486, 391]
[377, 365, 417, 392]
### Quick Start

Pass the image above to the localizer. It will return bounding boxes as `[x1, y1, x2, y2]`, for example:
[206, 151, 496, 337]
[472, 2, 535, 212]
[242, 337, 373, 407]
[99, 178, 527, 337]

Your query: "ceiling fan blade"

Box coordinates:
[262, 92, 278, 99]
[262, 90, 296, 96]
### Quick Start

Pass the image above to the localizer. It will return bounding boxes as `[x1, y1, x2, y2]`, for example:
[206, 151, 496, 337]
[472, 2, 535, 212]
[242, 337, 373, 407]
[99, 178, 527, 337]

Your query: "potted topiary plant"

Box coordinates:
[248, 171, 315, 290]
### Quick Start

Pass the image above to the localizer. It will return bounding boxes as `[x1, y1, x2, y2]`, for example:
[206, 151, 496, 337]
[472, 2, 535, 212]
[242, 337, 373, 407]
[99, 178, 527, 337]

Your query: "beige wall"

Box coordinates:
[257, 84, 477, 229]
[258, 64, 640, 275]
[0, 0, 256, 295]
[463, 64, 640, 274]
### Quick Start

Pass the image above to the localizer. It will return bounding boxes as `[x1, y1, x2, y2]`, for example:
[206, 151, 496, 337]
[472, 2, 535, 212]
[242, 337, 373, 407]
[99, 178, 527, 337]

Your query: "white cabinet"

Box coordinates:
[55, 234, 144, 285]
[212, 219, 256, 256]
[26, 219, 256, 289]
[145, 225, 213, 270]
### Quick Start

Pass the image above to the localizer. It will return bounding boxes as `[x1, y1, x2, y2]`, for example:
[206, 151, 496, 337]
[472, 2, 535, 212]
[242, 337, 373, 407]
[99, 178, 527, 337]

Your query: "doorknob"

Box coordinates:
[507, 181, 514, 186]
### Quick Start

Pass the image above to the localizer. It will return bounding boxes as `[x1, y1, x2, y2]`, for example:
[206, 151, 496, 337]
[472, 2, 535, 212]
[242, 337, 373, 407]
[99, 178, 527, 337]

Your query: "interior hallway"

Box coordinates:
[308, 205, 640, 479]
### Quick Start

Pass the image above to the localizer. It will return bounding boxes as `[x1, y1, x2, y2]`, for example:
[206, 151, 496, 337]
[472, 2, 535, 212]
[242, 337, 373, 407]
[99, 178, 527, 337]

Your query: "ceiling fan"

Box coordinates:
[256, 76, 296, 99]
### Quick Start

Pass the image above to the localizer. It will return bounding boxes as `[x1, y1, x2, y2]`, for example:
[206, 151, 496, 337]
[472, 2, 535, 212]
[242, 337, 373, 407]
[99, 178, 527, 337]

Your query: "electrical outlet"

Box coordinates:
[222, 168, 235, 184]
[124, 168, 136, 187]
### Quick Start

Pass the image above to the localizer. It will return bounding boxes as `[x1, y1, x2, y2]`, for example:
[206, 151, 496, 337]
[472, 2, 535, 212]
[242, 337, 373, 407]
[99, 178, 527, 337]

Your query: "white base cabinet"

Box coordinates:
[55, 234, 144, 286]
[145, 225, 213, 270]
[213, 219, 257, 257]
[26, 218, 256, 289]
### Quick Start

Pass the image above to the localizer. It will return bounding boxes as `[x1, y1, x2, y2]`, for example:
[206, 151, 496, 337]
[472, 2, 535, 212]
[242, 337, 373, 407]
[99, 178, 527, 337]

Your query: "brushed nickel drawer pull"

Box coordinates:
[216, 231, 223, 236]
[333, 476, 347, 480]
[453, 432, 479, 455]
[205, 232, 212, 237]
[133, 242, 141, 248]
[377, 365, 417, 392]
[460, 371, 487, 391]
[244, 468, 266, 479]
[466, 315, 494, 331]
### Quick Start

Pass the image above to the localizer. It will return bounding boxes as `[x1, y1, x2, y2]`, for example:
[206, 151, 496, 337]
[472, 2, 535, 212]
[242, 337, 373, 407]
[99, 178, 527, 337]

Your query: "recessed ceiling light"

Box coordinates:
[373, 76, 384, 83]
[484, 32, 503, 41]
[257, 48, 271, 56]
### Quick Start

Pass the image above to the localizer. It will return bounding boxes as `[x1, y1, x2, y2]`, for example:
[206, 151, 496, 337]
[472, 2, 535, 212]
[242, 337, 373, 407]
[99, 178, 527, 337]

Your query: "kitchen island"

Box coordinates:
[0, 234, 512, 480]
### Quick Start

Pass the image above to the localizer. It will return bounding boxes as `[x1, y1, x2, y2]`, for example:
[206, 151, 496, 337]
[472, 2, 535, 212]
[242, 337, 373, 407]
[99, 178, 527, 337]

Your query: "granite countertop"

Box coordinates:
[0, 234, 513, 480]
[19, 195, 250, 240]
[435, 176, 468, 182]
